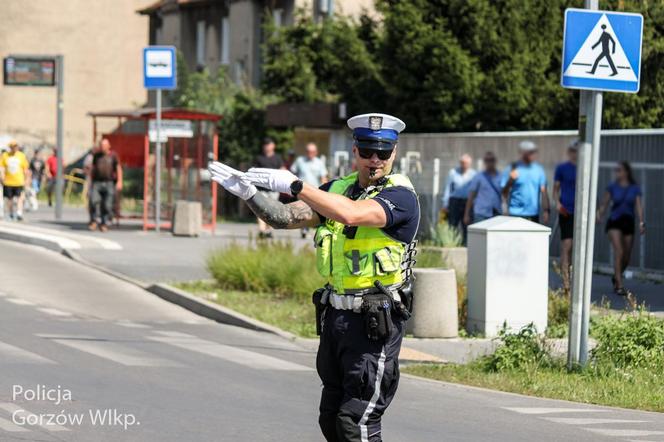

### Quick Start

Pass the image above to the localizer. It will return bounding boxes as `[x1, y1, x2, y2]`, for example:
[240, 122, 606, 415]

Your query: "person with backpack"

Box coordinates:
[596, 161, 645, 296]
[464, 151, 502, 226]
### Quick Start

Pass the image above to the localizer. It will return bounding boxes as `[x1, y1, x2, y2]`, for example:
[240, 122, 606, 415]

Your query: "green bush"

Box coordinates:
[416, 248, 445, 268]
[591, 310, 664, 369]
[546, 289, 570, 338]
[484, 323, 550, 372]
[428, 223, 463, 248]
[206, 241, 324, 300]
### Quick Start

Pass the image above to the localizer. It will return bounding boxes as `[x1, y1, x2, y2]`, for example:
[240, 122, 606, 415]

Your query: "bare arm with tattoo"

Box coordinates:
[246, 192, 321, 229]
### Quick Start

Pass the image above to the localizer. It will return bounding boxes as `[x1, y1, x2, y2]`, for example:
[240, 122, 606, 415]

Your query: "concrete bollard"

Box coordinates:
[408, 268, 458, 338]
[172, 200, 202, 237]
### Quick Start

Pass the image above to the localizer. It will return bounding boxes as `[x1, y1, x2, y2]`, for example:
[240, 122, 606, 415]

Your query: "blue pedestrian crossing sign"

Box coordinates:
[143, 46, 177, 90]
[561, 9, 643, 93]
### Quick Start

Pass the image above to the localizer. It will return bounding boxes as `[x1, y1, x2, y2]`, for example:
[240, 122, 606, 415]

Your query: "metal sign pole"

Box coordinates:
[155, 89, 162, 233]
[580, 91, 603, 364]
[55, 55, 64, 220]
[567, 0, 602, 368]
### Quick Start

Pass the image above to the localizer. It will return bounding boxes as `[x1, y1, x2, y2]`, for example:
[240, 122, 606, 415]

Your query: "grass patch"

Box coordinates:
[176, 280, 317, 338]
[404, 315, 664, 412]
[403, 362, 664, 412]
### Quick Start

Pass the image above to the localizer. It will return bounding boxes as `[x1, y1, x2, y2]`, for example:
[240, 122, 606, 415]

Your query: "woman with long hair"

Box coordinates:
[596, 161, 645, 296]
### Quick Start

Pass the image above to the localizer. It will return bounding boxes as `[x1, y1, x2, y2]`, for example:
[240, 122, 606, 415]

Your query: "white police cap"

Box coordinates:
[347, 113, 406, 150]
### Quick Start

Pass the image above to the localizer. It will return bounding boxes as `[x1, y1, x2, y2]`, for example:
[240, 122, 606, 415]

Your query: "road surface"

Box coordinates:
[1, 240, 663, 441]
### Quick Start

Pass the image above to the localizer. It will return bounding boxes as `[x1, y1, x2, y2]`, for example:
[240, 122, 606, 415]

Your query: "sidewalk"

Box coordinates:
[2, 205, 662, 364]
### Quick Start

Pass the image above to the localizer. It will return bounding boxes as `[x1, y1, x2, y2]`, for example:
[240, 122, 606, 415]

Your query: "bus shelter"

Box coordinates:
[88, 108, 221, 232]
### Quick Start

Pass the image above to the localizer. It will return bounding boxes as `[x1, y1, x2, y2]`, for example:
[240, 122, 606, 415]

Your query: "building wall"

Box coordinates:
[0, 0, 150, 160]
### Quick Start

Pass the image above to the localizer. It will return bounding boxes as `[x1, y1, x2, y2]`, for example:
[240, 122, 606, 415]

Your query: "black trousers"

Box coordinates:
[317, 308, 405, 442]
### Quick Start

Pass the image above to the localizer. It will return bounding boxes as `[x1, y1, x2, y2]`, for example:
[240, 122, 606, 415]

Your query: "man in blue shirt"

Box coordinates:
[501, 140, 550, 224]
[553, 140, 578, 293]
[463, 151, 502, 225]
[442, 154, 476, 243]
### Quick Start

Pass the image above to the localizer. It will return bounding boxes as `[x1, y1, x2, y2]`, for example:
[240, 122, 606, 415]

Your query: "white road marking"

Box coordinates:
[0, 403, 69, 431]
[544, 417, 648, 425]
[6, 298, 36, 306]
[115, 320, 152, 329]
[504, 407, 609, 415]
[154, 330, 196, 338]
[38, 307, 73, 317]
[149, 334, 312, 371]
[0, 222, 122, 250]
[0, 416, 28, 432]
[0, 224, 82, 249]
[37, 334, 180, 367]
[0, 341, 56, 365]
[586, 429, 664, 437]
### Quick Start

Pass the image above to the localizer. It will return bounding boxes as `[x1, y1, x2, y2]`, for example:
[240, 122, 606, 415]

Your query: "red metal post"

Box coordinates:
[143, 135, 149, 231]
[211, 132, 218, 234]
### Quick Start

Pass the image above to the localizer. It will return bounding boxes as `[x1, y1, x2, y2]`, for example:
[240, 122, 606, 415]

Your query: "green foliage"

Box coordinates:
[416, 248, 445, 268]
[207, 241, 325, 300]
[428, 223, 463, 248]
[591, 310, 664, 369]
[166, 52, 291, 166]
[546, 289, 570, 338]
[484, 323, 550, 372]
[262, 1, 664, 131]
[262, 11, 383, 113]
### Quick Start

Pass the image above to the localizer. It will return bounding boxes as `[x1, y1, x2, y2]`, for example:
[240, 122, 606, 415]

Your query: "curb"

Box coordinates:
[146, 283, 298, 341]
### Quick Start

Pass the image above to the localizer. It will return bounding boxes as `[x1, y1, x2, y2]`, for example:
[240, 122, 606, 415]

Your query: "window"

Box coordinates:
[273, 8, 283, 28]
[196, 20, 206, 66]
[220, 17, 230, 65]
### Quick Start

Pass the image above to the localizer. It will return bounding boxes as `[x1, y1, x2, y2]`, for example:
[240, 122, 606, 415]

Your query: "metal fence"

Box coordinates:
[382, 129, 664, 273]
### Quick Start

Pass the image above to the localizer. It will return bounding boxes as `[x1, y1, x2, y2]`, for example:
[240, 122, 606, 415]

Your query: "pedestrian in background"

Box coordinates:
[501, 140, 550, 224]
[45, 148, 58, 207]
[88, 138, 121, 232]
[0, 140, 30, 221]
[442, 153, 476, 243]
[463, 151, 502, 226]
[553, 140, 579, 294]
[253, 137, 284, 239]
[596, 161, 645, 296]
[29, 149, 45, 194]
[290, 142, 328, 238]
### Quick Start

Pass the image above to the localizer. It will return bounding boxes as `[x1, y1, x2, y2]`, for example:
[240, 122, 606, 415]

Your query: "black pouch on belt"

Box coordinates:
[361, 294, 393, 341]
[312, 288, 327, 336]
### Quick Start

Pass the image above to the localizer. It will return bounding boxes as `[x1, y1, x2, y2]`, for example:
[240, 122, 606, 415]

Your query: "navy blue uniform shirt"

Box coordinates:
[318, 179, 420, 244]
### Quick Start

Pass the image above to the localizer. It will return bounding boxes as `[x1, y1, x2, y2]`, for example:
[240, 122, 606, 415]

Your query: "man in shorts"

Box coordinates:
[1, 140, 30, 221]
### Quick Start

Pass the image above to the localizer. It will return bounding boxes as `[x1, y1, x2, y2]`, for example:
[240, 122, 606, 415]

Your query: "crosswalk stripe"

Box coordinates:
[149, 335, 312, 371]
[586, 429, 664, 437]
[504, 407, 608, 415]
[0, 403, 69, 432]
[37, 334, 180, 367]
[0, 341, 56, 365]
[6, 298, 36, 306]
[38, 307, 73, 317]
[0, 416, 28, 432]
[544, 417, 648, 425]
[115, 320, 151, 329]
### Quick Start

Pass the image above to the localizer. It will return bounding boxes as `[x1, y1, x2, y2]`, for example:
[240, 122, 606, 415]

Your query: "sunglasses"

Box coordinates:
[357, 147, 393, 160]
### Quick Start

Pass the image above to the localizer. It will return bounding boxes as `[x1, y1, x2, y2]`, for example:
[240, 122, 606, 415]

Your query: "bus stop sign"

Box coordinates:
[561, 8, 643, 93]
[143, 46, 177, 90]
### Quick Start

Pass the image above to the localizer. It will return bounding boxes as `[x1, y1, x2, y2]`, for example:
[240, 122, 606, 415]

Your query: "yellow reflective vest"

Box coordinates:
[314, 172, 416, 294]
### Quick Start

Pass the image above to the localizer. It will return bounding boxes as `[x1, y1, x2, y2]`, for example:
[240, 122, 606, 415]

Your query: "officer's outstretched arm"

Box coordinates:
[298, 183, 387, 227]
[246, 193, 320, 229]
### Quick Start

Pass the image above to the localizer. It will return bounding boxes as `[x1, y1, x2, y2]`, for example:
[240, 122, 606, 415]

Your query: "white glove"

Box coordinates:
[208, 162, 257, 201]
[245, 168, 298, 194]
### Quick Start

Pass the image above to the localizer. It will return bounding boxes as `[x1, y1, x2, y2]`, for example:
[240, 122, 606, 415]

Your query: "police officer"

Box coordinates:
[208, 113, 420, 442]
